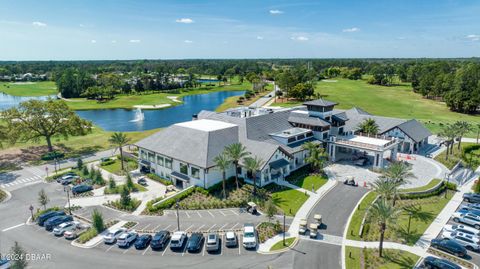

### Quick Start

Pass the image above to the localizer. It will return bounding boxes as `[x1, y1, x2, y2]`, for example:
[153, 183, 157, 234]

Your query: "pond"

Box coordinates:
[76, 90, 244, 132]
[0, 93, 56, 110]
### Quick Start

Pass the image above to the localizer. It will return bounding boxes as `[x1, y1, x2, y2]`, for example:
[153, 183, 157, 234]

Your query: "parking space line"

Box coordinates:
[140, 224, 151, 231]
[218, 223, 229, 231]
[182, 245, 187, 256]
[221, 234, 224, 256]
[162, 224, 172, 232]
[185, 211, 191, 218]
[202, 240, 206, 256]
[56, 236, 63, 240]
[195, 224, 205, 232]
[105, 245, 115, 252]
[196, 211, 202, 218]
[231, 223, 240, 230]
[219, 210, 227, 216]
[161, 246, 169, 256]
[229, 209, 239, 216]
[239, 235, 242, 255]
[207, 224, 216, 232]
[122, 248, 130, 254]
[142, 247, 150, 256]
[152, 224, 162, 231]
[207, 211, 215, 218]
[174, 211, 177, 218]
[184, 224, 194, 232]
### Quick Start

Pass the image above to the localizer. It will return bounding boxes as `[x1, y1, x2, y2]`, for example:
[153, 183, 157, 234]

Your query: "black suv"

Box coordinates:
[151, 231, 170, 250]
[186, 233, 204, 253]
[430, 238, 467, 258]
[423, 256, 461, 269]
[134, 234, 152, 250]
[37, 211, 65, 226]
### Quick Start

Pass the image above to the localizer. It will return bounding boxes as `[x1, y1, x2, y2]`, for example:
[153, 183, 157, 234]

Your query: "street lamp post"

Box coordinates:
[64, 185, 72, 215]
[283, 213, 286, 246]
[54, 158, 58, 174]
[176, 199, 180, 231]
[407, 212, 413, 234]
[445, 172, 450, 199]
[29, 205, 34, 222]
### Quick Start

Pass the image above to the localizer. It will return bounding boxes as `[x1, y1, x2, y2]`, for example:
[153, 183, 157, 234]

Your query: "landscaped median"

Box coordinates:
[269, 237, 297, 252]
[345, 246, 420, 269]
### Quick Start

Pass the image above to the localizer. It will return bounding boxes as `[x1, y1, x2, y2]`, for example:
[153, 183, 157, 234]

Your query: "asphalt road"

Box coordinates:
[293, 240, 342, 269]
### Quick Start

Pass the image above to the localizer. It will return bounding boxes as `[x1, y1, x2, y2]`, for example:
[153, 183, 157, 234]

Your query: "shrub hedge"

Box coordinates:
[145, 187, 196, 213]
[147, 173, 173, 186]
[399, 181, 457, 200]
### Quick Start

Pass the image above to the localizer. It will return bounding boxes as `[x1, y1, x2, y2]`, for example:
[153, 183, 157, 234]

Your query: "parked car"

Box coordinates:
[458, 207, 480, 216]
[225, 231, 238, 247]
[463, 193, 480, 203]
[206, 233, 220, 252]
[37, 210, 65, 226]
[422, 256, 461, 269]
[354, 157, 369, 166]
[452, 212, 480, 229]
[45, 215, 73, 231]
[463, 203, 480, 211]
[53, 221, 79, 236]
[151, 231, 170, 250]
[117, 231, 138, 248]
[443, 224, 480, 236]
[442, 231, 480, 251]
[170, 231, 187, 250]
[137, 177, 147, 186]
[430, 238, 467, 257]
[60, 175, 79, 185]
[242, 224, 257, 249]
[56, 172, 76, 183]
[103, 228, 127, 244]
[64, 224, 89, 240]
[186, 233, 204, 253]
[0, 258, 10, 269]
[134, 234, 152, 250]
[71, 184, 93, 195]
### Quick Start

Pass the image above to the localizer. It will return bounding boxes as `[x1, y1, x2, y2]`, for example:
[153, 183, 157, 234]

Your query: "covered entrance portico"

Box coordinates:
[171, 171, 190, 189]
[328, 135, 399, 169]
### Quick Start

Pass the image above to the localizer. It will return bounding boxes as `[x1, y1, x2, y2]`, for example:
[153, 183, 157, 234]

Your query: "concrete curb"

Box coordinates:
[0, 188, 12, 203]
[257, 236, 300, 255]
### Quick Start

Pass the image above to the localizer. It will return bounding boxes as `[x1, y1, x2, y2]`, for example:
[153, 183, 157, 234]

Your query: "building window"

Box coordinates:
[191, 167, 200, 179]
[140, 150, 147, 160]
[287, 137, 296, 143]
[157, 155, 164, 166]
[166, 174, 171, 180]
[165, 158, 172, 169]
[148, 152, 155, 162]
[297, 134, 305, 140]
[180, 163, 188, 175]
[322, 132, 328, 139]
[306, 132, 313, 137]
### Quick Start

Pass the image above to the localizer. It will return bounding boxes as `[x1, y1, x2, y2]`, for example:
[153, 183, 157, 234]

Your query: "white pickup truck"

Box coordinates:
[242, 224, 257, 249]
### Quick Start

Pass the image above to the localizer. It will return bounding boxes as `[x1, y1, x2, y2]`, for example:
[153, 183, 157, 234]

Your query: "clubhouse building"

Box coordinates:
[135, 99, 431, 189]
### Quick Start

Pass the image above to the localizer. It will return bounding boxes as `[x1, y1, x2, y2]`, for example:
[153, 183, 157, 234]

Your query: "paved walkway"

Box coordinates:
[249, 90, 275, 108]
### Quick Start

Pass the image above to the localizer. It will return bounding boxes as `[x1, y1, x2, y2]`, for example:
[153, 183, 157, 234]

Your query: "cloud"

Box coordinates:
[184, 40, 193, 43]
[291, 36, 309, 41]
[129, 39, 141, 43]
[257, 36, 264, 40]
[342, 27, 360, 33]
[176, 18, 194, 24]
[32, 21, 47, 27]
[466, 34, 479, 41]
[111, 40, 117, 43]
[269, 9, 284, 15]
[79, 24, 85, 28]
[90, 40, 97, 44]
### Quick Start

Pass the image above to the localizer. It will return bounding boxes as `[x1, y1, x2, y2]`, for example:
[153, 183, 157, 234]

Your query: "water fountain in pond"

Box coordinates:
[130, 108, 145, 122]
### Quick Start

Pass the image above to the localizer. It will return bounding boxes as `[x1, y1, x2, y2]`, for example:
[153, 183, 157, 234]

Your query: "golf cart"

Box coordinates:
[343, 176, 358, 187]
[246, 202, 258, 215]
[299, 219, 308, 235]
[309, 223, 318, 239]
[314, 214, 322, 228]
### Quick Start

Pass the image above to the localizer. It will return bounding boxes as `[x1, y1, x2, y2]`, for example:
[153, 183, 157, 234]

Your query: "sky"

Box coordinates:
[0, 0, 479, 60]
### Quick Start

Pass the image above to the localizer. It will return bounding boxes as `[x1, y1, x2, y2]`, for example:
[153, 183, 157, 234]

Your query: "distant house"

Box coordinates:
[136, 99, 431, 189]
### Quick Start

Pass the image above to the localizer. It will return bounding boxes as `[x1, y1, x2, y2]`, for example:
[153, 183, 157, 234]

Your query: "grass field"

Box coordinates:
[345, 247, 420, 269]
[346, 191, 378, 240]
[65, 82, 250, 110]
[0, 81, 57, 96]
[269, 186, 310, 216]
[273, 79, 480, 136]
[434, 142, 479, 169]
[215, 83, 273, 112]
[400, 179, 442, 193]
[288, 173, 328, 191]
[270, 237, 295, 251]
[100, 158, 138, 175]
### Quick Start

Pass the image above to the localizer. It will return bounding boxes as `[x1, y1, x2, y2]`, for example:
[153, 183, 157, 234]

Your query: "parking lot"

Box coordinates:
[72, 205, 292, 234]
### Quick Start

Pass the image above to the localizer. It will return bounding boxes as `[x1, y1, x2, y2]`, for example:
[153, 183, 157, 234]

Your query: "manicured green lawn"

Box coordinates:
[270, 237, 295, 251]
[434, 142, 479, 169]
[65, 82, 250, 110]
[268, 186, 309, 216]
[215, 84, 273, 112]
[0, 189, 6, 202]
[346, 191, 378, 240]
[288, 172, 328, 191]
[345, 247, 420, 269]
[272, 79, 480, 136]
[104, 183, 146, 194]
[100, 158, 138, 175]
[400, 179, 441, 193]
[0, 81, 57, 96]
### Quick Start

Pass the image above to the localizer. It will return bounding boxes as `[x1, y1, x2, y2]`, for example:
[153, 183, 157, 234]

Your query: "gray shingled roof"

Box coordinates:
[396, 119, 432, 142]
[342, 108, 405, 134]
[288, 112, 331, 127]
[135, 121, 239, 168]
[303, 99, 337, 107]
[332, 112, 348, 122]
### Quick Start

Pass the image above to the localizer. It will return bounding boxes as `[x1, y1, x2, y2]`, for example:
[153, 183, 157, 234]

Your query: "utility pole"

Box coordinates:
[64, 186, 72, 215]
[176, 199, 180, 231]
[283, 213, 286, 246]
[29, 205, 34, 222]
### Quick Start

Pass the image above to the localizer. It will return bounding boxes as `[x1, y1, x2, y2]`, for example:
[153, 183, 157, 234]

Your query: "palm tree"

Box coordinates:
[302, 142, 328, 173]
[371, 178, 396, 201]
[213, 153, 231, 199]
[108, 132, 131, 171]
[369, 198, 401, 257]
[244, 156, 265, 195]
[382, 162, 413, 206]
[225, 143, 250, 190]
[357, 118, 379, 136]
[438, 124, 456, 160]
[453, 121, 471, 150]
